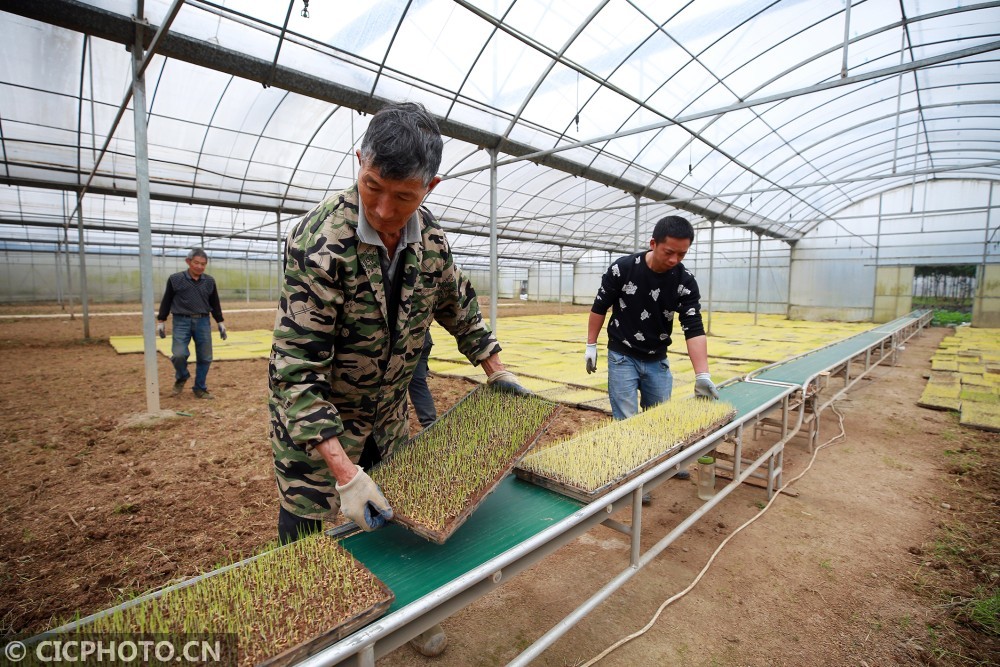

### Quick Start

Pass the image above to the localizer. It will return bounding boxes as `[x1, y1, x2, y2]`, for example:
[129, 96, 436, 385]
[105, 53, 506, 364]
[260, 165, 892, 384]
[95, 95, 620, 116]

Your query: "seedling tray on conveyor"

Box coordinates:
[515, 400, 736, 503]
[34, 534, 393, 667]
[371, 385, 561, 544]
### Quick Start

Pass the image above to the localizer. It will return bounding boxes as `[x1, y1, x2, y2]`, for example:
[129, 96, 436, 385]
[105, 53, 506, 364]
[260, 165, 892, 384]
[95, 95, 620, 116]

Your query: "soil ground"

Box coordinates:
[0, 300, 996, 666]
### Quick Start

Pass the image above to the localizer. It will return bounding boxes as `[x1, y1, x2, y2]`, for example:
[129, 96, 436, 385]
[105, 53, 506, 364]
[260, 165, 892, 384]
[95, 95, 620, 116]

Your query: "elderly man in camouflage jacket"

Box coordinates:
[269, 102, 526, 556]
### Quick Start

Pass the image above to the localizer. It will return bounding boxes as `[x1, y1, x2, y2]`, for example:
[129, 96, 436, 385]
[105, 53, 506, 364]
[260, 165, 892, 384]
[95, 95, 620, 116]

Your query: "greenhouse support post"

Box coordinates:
[633, 193, 640, 251]
[72, 39, 87, 326]
[707, 220, 715, 335]
[872, 193, 883, 318]
[754, 231, 762, 325]
[558, 246, 563, 313]
[75, 203, 90, 338]
[745, 229, 753, 312]
[276, 212, 282, 302]
[489, 148, 498, 330]
[62, 222, 74, 313]
[980, 183, 994, 320]
[132, 22, 160, 413]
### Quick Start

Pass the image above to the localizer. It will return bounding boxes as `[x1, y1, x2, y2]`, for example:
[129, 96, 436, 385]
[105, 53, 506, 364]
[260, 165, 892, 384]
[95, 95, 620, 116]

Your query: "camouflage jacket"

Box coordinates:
[268, 185, 500, 520]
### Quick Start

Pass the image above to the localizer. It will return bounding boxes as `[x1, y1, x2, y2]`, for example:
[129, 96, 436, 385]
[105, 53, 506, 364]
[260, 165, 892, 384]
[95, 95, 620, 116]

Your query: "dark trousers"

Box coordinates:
[408, 335, 437, 428]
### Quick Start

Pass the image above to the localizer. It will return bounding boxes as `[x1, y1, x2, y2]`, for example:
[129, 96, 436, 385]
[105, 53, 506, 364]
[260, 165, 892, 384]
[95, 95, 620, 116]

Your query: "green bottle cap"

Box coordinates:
[698, 456, 715, 465]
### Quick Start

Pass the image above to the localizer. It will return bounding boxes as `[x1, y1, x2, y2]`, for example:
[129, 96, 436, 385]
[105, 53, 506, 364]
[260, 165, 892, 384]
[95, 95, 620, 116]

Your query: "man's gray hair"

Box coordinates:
[359, 102, 443, 186]
[187, 247, 208, 261]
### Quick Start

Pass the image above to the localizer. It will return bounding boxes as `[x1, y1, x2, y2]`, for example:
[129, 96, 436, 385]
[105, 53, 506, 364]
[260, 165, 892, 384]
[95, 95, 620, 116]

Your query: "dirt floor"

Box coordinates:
[0, 300, 996, 666]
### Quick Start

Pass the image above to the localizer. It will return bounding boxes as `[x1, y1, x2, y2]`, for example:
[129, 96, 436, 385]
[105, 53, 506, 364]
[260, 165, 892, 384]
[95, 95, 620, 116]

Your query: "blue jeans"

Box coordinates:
[408, 335, 437, 428]
[171, 315, 213, 392]
[607, 349, 672, 421]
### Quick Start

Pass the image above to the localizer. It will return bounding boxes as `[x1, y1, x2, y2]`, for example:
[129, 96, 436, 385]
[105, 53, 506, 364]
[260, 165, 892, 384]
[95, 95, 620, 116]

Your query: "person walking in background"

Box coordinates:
[584, 215, 719, 486]
[408, 330, 438, 429]
[157, 247, 227, 400]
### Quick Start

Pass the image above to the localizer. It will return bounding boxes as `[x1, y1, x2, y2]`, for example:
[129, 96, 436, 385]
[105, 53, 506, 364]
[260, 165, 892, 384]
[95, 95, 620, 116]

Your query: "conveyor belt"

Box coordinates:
[339, 477, 581, 612]
[750, 311, 929, 386]
[716, 378, 793, 418]
[36, 312, 931, 667]
[751, 331, 888, 384]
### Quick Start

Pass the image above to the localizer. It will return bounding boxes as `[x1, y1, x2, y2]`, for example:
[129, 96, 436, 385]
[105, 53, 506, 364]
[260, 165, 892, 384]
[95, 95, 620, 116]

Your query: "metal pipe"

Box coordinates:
[978, 183, 994, 324]
[75, 202, 90, 338]
[840, 0, 852, 78]
[489, 148, 498, 330]
[707, 220, 715, 335]
[633, 193, 640, 251]
[132, 11, 159, 413]
[753, 232, 762, 324]
[630, 488, 641, 567]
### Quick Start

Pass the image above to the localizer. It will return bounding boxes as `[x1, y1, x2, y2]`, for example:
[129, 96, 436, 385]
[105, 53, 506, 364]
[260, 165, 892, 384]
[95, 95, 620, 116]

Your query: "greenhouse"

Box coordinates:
[1, 2, 998, 666]
[2, 0, 998, 321]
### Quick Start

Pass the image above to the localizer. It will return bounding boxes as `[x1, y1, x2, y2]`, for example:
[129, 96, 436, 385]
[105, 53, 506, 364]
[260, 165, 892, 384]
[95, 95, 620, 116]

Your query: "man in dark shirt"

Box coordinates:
[157, 248, 226, 399]
[585, 215, 718, 424]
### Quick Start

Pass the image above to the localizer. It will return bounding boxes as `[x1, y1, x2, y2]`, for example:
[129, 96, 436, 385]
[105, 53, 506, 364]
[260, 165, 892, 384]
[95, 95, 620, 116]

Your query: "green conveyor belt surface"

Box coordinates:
[339, 476, 582, 612]
[870, 312, 926, 334]
[717, 380, 793, 418]
[752, 312, 925, 386]
[753, 331, 888, 385]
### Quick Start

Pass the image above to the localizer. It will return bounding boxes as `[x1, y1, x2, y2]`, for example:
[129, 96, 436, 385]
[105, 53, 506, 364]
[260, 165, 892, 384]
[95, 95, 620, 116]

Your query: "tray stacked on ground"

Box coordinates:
[516, 398, 735, 502]
[371, 385, 561, 544]
[45, 533, 392, 667]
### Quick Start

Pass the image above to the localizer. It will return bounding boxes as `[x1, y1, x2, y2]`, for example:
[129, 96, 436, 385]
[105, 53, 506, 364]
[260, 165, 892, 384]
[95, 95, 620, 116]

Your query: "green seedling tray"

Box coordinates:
[515, 409, 735, 503]
[374, 386, 561, 544]
[259, 571, 393, 667]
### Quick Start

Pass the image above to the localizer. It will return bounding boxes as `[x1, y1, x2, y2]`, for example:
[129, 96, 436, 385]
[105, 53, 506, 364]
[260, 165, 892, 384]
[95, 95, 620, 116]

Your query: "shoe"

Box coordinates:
[171, 378, 187, 396]
[674, 469, 691, 481]
[641, 493, 652, 506]
[409, 624, 447, 657]
[193, 389, 215, 400]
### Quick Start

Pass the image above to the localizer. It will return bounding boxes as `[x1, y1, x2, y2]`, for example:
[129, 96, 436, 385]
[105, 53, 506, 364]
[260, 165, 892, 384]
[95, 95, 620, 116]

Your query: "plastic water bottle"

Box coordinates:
[697, 455, 716, 500]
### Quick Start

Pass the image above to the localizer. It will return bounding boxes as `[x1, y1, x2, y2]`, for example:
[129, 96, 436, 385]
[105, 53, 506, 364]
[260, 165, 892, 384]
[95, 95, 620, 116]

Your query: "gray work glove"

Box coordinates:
[585, 343, 598, 374]
[486, 370, 532, 396]
[335, 465, 393, 531]
[156, 321, 166, 339]
[218, 322, 228, 341]
[694, 372, 719, 400]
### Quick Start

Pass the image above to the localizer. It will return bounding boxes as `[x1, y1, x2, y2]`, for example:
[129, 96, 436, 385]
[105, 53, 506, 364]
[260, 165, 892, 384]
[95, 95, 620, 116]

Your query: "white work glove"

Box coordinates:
[694, 373, 719, 400]
[486, 370, 532, 396]
[335, 465, 393, 531]
[218, 323, 227, 341]
[156, 321, 166, 339]
[585, 343, 598, 374]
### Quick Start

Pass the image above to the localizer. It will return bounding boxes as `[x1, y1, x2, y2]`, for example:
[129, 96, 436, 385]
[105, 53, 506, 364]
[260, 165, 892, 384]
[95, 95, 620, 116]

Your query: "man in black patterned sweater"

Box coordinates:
[585, 215, 718, 432]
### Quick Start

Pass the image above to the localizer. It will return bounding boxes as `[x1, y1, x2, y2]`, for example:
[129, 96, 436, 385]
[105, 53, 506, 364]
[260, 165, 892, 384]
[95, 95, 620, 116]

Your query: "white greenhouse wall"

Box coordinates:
[460, 266, 527, 299]
[528, 262, 573, 302]
[790, 180, 998, 322]
[0, 251, 282, 304]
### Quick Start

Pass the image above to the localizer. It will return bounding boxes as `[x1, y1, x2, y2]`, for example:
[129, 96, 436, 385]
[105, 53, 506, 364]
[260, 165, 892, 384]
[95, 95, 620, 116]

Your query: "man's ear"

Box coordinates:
[425, 176, 442, 195]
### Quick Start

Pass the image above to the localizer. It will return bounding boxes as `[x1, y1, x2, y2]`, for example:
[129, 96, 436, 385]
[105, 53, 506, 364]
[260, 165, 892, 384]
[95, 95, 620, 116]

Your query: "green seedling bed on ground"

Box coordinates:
[371, 385, 560, 544]
[516, 401, 735, 503]
[35, 534, 392, 667]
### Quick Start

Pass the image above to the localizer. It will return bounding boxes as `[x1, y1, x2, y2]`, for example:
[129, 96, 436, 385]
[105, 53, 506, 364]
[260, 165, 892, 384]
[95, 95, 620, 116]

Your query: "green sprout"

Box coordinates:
[370, 386, 559, 542]
[518, 398, 735, 497]
[62, 534, 391, 666]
